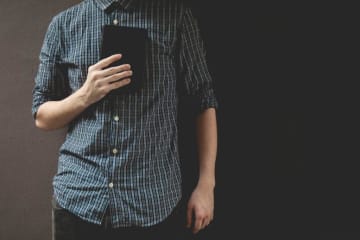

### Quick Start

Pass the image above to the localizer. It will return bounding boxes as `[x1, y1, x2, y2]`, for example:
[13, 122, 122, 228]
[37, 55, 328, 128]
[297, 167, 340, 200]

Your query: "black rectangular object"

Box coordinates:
[100, 25, 147, 95]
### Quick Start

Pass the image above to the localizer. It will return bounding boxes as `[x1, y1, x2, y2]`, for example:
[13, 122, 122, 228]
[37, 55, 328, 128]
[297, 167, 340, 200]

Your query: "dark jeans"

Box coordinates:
[51, 196, 194, 240]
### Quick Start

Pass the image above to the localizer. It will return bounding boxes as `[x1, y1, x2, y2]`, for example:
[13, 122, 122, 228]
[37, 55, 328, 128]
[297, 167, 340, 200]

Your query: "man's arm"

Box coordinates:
[196, 108, 217, 188]
[35, 54, 132, 130]
[186, 108, 217, 234]
[177, 5, 219, 234]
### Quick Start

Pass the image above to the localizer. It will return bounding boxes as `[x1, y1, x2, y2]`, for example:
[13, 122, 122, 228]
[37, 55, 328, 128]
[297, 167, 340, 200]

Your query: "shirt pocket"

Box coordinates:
[147, 26, 176, 57]
[62, 54, 98, 92]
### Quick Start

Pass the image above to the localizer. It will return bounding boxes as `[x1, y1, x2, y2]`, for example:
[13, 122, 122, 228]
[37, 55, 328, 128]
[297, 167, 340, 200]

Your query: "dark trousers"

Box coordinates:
[51, 196, 194, 240]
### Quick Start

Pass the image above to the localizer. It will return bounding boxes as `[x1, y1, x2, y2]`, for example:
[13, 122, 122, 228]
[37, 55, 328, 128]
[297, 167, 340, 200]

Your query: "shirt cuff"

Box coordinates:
[199, 93, 219, 113]
[32, 91, 52, 120]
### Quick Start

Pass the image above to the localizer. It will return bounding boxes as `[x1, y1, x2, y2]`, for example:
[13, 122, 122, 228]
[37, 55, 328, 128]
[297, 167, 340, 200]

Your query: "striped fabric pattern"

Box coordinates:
[32, 0, 218, 227]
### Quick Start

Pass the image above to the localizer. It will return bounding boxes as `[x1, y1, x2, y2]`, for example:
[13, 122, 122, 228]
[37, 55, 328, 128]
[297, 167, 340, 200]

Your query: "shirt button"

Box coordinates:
[108, 182, 114, 188]
[114, 116, 119, 121]
[112, 148, 118, 154]
[113, 19, 119, 25]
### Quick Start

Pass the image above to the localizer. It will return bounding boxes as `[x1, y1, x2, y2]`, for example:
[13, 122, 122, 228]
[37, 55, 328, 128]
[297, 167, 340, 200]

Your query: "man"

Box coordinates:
[32, 0, 218, 239]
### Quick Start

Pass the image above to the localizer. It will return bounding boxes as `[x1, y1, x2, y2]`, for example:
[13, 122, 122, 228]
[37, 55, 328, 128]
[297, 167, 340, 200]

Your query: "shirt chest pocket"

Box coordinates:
[62, 54, 99, 92]
[147, 27, 176, 56]
[60, 30, 102, 92]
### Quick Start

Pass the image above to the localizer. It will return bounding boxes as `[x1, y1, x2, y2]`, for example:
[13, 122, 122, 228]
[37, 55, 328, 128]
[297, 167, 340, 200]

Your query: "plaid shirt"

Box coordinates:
[32, 0, 218, 227]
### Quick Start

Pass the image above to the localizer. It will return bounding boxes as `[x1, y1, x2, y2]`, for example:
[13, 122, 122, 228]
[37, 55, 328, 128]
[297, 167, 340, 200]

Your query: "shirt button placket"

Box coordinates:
[108, 148, 117, 189]
[112, 148, 118, 155]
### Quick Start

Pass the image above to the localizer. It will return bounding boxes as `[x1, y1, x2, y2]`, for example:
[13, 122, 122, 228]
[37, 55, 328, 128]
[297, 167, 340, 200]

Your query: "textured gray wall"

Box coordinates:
[0, 1, 80, 239]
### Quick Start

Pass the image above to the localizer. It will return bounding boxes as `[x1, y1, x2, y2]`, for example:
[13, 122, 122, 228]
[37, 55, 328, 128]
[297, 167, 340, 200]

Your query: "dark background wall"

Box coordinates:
[1, 0, 357, 239]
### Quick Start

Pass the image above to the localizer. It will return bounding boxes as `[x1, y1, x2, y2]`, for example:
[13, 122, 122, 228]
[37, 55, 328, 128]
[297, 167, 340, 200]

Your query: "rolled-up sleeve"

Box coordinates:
[178, 7, 219, 112]
[32, 16, 69, 119]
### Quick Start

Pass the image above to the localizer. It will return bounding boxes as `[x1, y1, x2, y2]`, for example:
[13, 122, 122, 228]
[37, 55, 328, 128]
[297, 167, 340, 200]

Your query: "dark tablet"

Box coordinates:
[100, 25, 147, 95]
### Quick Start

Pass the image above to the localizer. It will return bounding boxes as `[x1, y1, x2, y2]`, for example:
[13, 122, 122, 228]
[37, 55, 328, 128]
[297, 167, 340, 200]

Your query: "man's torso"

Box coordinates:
[51, 0, 186, 228]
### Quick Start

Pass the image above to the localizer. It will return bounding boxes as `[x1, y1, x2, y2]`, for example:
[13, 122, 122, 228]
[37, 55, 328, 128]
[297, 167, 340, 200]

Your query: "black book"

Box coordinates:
[100, 25, 147, 95]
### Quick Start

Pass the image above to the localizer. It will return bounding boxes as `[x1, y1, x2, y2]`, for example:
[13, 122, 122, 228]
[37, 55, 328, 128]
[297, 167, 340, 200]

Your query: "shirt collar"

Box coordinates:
[94, 0, 136, 11]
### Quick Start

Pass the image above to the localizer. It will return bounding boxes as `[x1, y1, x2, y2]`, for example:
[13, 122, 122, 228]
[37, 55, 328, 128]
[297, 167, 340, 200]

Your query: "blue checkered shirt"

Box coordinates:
[32, 0, 218, 227]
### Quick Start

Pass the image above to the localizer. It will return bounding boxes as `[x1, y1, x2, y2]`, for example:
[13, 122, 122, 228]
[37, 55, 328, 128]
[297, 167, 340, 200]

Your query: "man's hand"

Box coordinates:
[35, 54, 132, 130]
[186, 184, 214, 234]
[78, 54, 132, 106]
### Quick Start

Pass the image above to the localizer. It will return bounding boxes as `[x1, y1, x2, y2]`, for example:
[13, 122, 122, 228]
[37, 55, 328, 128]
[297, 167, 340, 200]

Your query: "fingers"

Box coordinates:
[100, 64, 131, 78]
[193, 215, 203, 234]
[205, 215, 214, 227]
[193, 217, 212, 234]
[190, 208, 213, 234]
[102, 70, 133, 84]
[203, 217, 211, 228]
[91, 54, 122, 70]
[108, 78, 131, 90]
[186, 205, 193, 229]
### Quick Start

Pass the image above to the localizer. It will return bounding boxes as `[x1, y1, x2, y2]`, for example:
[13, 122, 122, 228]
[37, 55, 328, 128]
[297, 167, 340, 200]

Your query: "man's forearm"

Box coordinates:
[34, 55, 134, 131]
[195, 107, 217, 189]
[35, 89, 90, 131]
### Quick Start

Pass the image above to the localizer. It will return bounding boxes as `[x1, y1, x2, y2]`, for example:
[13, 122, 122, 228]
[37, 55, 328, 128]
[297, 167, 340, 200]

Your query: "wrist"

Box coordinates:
[74, 87, 92, 108]
[197, 177, 215, 190]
